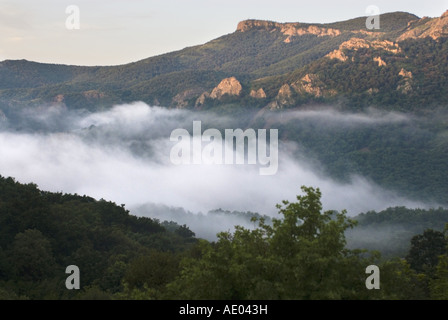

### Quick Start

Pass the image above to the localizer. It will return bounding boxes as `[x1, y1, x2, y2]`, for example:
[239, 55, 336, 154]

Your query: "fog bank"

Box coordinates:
[0, 103, 433, 226]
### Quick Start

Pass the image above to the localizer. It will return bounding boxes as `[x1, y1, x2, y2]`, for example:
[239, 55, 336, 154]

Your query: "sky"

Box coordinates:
[0, 0, 447, 66]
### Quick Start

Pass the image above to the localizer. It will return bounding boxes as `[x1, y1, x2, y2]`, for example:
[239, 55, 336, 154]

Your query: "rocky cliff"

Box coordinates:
[237, 19, 341, 43]
[398, 10, 448, 41]
[326, 38, 401, 62]
[210, 77, 243, 99]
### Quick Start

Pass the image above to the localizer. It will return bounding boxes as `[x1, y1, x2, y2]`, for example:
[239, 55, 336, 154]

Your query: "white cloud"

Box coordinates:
[0, 102, 432, 220]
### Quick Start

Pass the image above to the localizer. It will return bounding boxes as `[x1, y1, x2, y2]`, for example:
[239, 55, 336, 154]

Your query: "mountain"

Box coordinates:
[1, 10, 448, 111]
[0, 175, 197, 299]
[1, 10, 448, 207]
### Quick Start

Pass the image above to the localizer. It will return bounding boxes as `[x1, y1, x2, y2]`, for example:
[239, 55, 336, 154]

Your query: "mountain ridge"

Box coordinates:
[0, 10, 447, 111]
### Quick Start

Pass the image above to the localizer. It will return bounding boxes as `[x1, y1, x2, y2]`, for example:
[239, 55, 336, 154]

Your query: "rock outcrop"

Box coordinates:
[53, 94, 65, 103]
[250, 88, 267, 99]
[237, 19, 341, 43]
[397, 68, 413, 94]
[326, 38, 401, 62]
[83, 90, 105, 100]
[292, 74, 336, 98]
[370, 40, 401, 53]
[367, 88, 380, 95]
[236, 20, 280, 32]
[293, 74, 322, 97]
[210, 77, 243, 99]
[281, 24, 341, 42]
[397, 10, 448, 41]
[267, 84, 294, 110]
[399, 68, 413, 79]
[326, 49, 348, 62]
[267, 74, 336, 110]
[277, 84, 294, 104]
[373, 56, 387, 67]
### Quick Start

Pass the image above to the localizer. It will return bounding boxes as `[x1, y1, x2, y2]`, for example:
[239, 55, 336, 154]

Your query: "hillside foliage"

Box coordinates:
[0, 177, 447, 300]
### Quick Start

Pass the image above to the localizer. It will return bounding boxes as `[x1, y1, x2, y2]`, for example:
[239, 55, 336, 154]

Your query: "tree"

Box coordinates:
[378, 259, 429, 299]
[123, 250, 180, 298]
[405, 229, 447, 276]
[166, 186, 373, 299]
[430, 255, 448, 299]
[10, 229, 56, 281]
[430, 224, 448, 299]
[175, 224, 196, 240]
[269, 186, 364, 299]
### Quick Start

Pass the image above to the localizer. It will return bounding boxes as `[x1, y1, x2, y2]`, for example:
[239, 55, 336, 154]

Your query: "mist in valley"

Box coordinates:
[0, 102, 442, 244]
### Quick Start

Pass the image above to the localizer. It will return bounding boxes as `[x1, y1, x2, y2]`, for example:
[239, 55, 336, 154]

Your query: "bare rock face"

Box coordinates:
[398, 10, 448, 41]
[210, 77, 243, 99]
[399, 68, 413, 79]
[397, 68, 413, 94]
[281, 24, 341, 43]
[293, 74, 322, 98]
[326, 49, 348, 62]
[83, 90, 105, 100]
[340, 38, 371, 50]
[367, 88, 380, 95]
[291, 25, 341, 37]
[277, 84, 293, 103]
[343, 38, 400, 52]
[325, 38, 369, 62]
[373, 56, 387, 67]
[295, 74, 322, 97]
[326, 38, 401, 62]
[250, 88, 267, 99]
[236, 20, 280, 32]
[370, 40, 401, 53]
[236, 19, 341, 44]
[53, 94, 65, 103]
[267, 84, 295, 110]
[293, 73, 338, 99]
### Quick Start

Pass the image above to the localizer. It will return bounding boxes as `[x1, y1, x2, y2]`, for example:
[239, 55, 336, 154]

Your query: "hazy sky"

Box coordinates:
[0, 0, 447, 66]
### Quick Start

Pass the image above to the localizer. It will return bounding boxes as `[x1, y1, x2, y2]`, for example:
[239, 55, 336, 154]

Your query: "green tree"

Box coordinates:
[379, 259, 429, 299]
[167, 186, 374, 299]
[10, 229, 56, 281]
[123, 250, 180, 298]
[430, 224, 448, 299]
[405, 229, 447, 276]
[430, 255, 448, 299]
[76, 286, 113, 300]
[0, 287, 28, 300]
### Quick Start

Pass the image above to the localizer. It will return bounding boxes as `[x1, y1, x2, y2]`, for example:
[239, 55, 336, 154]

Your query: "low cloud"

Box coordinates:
[268, 107, 412, 127]
[0, 103, 434, 232]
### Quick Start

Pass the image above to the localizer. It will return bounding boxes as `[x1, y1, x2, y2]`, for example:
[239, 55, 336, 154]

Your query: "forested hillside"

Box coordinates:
[0, 175, 196, 299]
[1, 11, 448, 110]
[0, 176, 447, 300]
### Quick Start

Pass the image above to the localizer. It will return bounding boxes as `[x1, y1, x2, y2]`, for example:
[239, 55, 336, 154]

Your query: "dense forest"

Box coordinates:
[0, 176, 446, 300]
